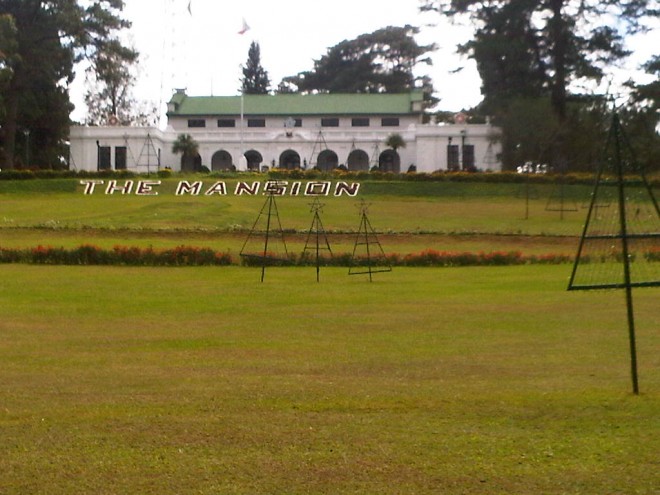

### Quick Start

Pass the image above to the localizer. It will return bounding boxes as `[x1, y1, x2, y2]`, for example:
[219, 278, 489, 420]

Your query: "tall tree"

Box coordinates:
[0, 13, 17, 161]
[0, 13, 17, 91]
[280, 25, 436, 95]
[421, 0, 654, 121]
[240, 41, 270, 95]
[629, 55, 660, 112]
[421, 0, 656, 170]
[83, 40, 157, 127]
[0, 0, 134, 169]
[459, 2, 547, 115]
[624, 56, 660, 173]
[494, 95, 614, 171]
[84, 39, 135, 125]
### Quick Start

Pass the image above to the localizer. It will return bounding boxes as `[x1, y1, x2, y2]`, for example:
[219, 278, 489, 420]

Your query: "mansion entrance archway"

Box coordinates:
[279, 149, 301, 169]
[211, 150, 233, 171]
[379, 150, 400, 173]
[317, 149, 339, 171]
[244, 149, 263, 171]
[347, 149, 369, 171]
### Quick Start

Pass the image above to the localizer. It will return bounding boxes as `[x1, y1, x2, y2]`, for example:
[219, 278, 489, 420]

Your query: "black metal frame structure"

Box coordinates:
[240, 191, 290, 282]
[302, 199, 333, 282]
[568, 111, 659, 394]
[349, 201, 392, 282]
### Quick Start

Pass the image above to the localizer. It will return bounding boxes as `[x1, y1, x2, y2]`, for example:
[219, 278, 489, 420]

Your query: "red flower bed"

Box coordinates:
[0, 245, 578, 267]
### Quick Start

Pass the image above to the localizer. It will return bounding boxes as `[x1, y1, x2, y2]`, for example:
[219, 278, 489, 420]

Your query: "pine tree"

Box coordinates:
[240, 42, 270, 95]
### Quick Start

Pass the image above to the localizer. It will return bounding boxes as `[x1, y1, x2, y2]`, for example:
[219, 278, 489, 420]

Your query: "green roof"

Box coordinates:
[167, 92, 424, 117]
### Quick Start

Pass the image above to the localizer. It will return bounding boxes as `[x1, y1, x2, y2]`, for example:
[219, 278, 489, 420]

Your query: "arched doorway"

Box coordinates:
[181, 153, 202, 172]
[317, 149, 338, 171]
[279, 149, 301, 169]
[379, 150, 400, 173]
[211, 150, 233, 171]
[244, 149, 263, 171]
[347, 149, 369, 171]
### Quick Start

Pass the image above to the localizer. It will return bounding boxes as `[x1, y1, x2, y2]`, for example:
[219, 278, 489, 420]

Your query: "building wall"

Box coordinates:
[70, 117, 500, 173]
[415, 124, 499, 172]
[69, 126, 168, 174]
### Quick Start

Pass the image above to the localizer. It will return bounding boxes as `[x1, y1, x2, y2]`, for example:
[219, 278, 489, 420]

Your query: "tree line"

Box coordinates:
[1, 0, 657, 171]
[419, 0, 659, 172]
[0, 0, 139, 170]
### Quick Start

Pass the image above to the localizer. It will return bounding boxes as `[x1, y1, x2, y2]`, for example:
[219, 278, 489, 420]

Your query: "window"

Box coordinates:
[115, 146, 127, 170]
[321, 118, 339, 127]
[187, 119, 206, 128]
[247, 118, 266, 128]
[217, 119, 236, 128]
[98, 146, 111, 170]
[447, 145, 459, 171]
[381, 117, 400, 127]
[352, 118, 370, 127]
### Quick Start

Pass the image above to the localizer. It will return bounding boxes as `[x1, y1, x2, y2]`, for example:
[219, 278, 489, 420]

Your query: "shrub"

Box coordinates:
[240, 251, 295, 267]
[0, 245, 577, 267]
[0, 245, 233, 266]
[644, 248, 660, 262]
[1, 169, 655, 187]
[0, 170, 36, 180]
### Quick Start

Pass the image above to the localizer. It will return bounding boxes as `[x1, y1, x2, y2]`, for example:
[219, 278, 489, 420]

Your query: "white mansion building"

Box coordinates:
[69, 90, 501, 174]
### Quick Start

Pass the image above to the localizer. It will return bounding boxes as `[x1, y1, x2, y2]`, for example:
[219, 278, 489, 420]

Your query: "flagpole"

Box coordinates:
[237, 18, 250, 171]
[240, 89, 245, 170]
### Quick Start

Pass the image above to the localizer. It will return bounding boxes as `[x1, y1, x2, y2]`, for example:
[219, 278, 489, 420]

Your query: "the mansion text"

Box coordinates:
[80, 180, 361, 197]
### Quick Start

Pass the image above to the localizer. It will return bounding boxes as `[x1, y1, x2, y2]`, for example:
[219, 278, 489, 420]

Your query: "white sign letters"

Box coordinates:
[81, 180, 361, 197]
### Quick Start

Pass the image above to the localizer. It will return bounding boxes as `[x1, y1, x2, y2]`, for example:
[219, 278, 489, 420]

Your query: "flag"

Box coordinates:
[187, 1, 192, 16]
[238, 18, 250, 35]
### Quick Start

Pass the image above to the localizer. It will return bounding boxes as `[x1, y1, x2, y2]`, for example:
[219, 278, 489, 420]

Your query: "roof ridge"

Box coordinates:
[168, 92, 424, 117]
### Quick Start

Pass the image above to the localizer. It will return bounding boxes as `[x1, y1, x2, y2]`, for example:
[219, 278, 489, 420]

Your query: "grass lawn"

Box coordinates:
[0, 178, 589, 255]
[1, 264, 658, 494]
[0, 177, 657, 493]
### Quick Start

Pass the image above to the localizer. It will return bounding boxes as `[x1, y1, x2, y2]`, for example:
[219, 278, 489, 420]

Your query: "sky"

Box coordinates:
[69, 0, 482, 123]
[69, 0, 658, 126]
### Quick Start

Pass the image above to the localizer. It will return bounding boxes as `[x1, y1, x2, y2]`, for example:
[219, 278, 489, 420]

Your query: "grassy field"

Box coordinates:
[0, 178, 592, 255]
[1, 265, 658, 494]
[0, 177, 658, 493]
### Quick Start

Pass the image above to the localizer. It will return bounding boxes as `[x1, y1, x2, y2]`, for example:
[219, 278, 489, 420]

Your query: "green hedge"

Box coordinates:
[0, 169, 139, 180]
[1, 169, 656, 187]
